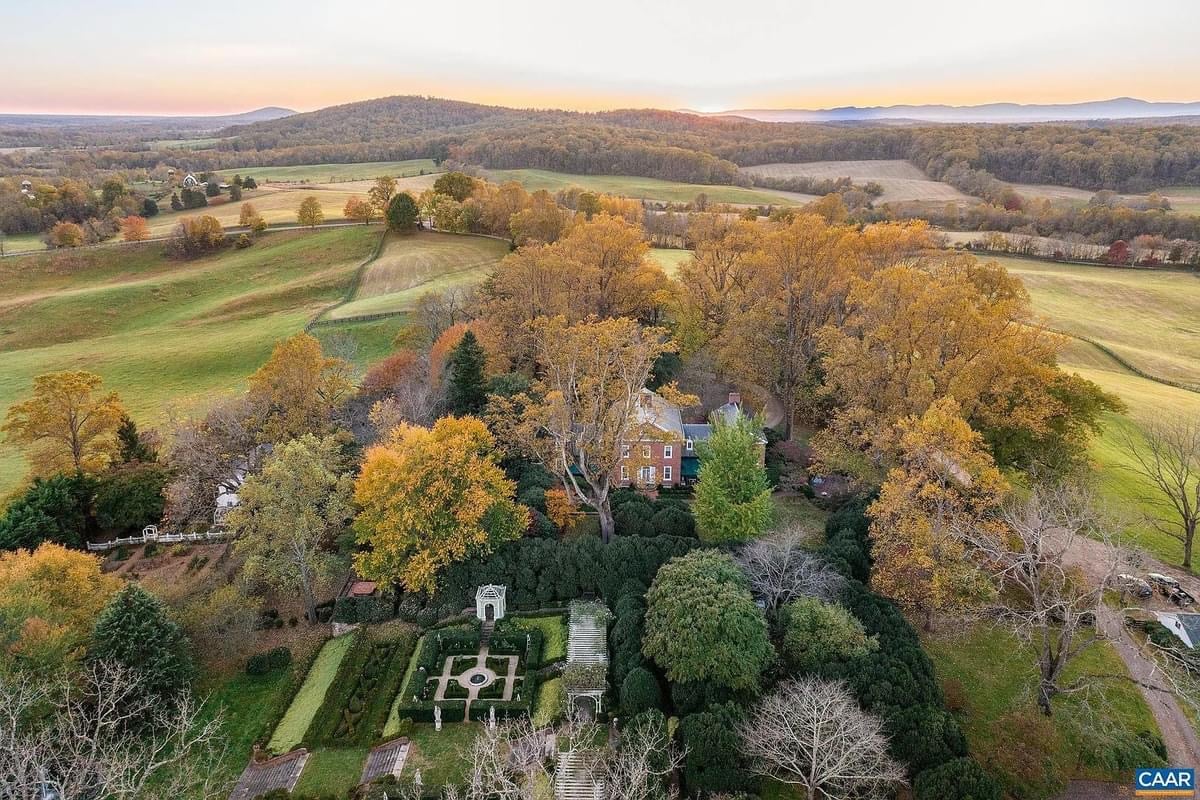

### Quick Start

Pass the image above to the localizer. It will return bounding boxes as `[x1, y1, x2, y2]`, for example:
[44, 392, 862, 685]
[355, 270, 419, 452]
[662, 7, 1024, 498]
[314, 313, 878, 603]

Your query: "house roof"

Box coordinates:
[1156, 611, 1200, 648]
[632, 388, 685, 439]
[476, 584, 506, 601]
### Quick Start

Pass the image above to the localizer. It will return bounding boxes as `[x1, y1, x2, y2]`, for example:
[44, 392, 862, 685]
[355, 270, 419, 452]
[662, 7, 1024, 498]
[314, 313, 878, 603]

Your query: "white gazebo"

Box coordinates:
[475, 585, 506, 622]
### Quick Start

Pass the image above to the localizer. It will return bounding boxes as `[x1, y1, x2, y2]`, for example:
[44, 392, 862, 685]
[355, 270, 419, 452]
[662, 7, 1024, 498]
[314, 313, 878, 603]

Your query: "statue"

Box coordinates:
[434, 704, 442, 731]
[489, 705, 496, 729]
[414, 769, 423, 789]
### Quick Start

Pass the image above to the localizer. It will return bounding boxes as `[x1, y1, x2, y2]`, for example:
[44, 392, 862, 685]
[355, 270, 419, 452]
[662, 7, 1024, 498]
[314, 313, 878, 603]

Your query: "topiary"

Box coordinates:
[620, 666, 663, 717]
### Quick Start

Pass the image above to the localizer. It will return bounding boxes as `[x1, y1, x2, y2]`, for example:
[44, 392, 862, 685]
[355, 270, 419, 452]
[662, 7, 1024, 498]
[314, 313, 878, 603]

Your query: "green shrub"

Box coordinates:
[779, 596, 877, 673]
[619, 667, 663, 717]
[914, 758, 1002, 800]
[532, 678, 564, 726]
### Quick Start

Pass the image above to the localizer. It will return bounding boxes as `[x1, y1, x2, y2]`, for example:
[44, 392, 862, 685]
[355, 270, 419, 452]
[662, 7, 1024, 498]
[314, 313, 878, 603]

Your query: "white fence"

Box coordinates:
[86, 525, 230, 552]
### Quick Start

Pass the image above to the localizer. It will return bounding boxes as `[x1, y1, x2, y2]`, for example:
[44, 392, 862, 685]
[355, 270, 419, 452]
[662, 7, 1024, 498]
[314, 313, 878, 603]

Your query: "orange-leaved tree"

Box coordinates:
[3, 370, 126, 475]
[246, 333, 353, 444]
[353, 416, 528, 594]
[867, 397, 1008, 629]
[120, 215, 150, 242]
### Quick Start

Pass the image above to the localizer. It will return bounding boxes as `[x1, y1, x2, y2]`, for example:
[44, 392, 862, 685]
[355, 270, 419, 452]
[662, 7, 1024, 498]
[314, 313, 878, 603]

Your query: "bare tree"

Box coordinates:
[961, 483, 1121, 716]
[735, 528, 846, 610]
[739, 677, 904, 800]
[0, 661, 228, 800]
[602, 713, 685, 800]
[164, 395, 263, 529]
[1120, 417, 1200, 569]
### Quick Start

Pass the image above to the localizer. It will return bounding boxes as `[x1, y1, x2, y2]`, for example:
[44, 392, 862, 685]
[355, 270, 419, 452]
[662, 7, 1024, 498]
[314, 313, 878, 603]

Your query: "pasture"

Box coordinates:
[1010, 182, 1200, 214]
[327, 231, 509, 320]
[741, 159, 971, 204]
[144, 186, 370, 237]
[225, 158, 441, 184]
[647, 247, 692, 277]
[992, 256, 1200, 390]
[482, 168, 806, 206]
[0, 227, 386, 494]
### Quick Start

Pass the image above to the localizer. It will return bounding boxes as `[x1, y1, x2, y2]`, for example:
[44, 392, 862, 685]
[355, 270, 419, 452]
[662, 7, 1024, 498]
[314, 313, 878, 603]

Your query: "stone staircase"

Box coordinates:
[481, 619, 495, 647]
[554, 750, 605, 800]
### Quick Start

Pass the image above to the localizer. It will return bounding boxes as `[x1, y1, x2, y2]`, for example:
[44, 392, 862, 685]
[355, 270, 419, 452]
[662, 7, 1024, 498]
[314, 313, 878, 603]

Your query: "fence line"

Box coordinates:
[86, 524, 230, 552]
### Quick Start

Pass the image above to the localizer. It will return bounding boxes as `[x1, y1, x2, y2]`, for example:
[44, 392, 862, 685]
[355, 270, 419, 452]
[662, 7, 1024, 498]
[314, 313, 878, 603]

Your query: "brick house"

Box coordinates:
[616, 388, 765, 489]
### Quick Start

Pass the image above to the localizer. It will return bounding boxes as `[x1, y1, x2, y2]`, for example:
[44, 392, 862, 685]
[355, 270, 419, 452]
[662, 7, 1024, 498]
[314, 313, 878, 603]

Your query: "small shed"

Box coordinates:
[475, 584, 506, 622]
[182, 173, 200, 189]
[20, 179, 32, 190]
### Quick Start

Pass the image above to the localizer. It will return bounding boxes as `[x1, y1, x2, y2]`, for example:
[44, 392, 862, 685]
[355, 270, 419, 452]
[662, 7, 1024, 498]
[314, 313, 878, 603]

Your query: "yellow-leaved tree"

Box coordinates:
[867, 397, 1008, 629]
[0, 543, 120, 673]
[297, 196, 324, 227]
[353, 416, 528, 594]
[247, 333, 353, 443]
[2, 370, 126, 475]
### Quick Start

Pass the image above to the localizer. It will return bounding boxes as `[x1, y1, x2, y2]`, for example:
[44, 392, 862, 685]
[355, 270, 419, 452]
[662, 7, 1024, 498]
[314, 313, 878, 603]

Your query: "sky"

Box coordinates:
[3, 0, 1199, 115]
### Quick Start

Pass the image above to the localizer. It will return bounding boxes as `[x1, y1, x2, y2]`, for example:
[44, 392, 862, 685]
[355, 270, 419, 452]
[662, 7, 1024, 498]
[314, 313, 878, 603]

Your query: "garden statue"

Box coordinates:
[489, 705, 496, 729]
[434, 704, 442, 731]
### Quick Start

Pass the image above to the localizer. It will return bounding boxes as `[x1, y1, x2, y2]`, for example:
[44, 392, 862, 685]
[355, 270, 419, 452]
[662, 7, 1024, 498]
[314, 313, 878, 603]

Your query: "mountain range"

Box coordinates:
[687, 97, 1200, 124]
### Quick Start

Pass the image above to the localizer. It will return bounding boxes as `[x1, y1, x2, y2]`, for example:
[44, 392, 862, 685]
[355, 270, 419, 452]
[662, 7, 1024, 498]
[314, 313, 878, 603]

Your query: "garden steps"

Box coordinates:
[554, 750, 604, 800]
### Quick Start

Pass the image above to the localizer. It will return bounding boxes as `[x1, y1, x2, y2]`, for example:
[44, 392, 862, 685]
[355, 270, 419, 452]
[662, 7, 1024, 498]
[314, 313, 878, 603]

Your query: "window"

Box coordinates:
[621, 444, 630, 459]
[685, 438, 694, 451]
[642, 445, 652, 459]
[639, 466, 656, 484]
[620, 465, 629, 481]
[663, 465, 673, 482]
[664, 445, 673, 459]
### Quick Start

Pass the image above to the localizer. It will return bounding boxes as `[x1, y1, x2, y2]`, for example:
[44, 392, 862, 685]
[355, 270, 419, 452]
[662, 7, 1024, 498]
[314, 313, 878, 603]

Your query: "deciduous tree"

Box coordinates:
[739, 677, 905, 800]
[433, 171, 476, 202]
[49, 221, 84, 248]
[227, 434, 355, 622]
[868, 397, 1007, 628]
[343, 196, 375, 225]
[297, 195, 323, 227]
[119, 214, 149, 242]
[354, 416, 528, 593]
[367, 176, 397, 217]
[1119, 416, 1200, 569]
[3, 370, 126, 475]
[246, 332, 353, 443]
[494, 316, 673, 542]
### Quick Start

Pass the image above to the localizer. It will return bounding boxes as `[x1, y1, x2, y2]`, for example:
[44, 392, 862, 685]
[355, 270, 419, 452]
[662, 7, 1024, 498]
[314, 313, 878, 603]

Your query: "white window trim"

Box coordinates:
[642, 445, 652, 459]
[685, 438, 694, 451]
[620, 465, 629, 480]
[664, 445, 673, 459]
[622, 444, 630, 458]
[663, 465, 673, 481]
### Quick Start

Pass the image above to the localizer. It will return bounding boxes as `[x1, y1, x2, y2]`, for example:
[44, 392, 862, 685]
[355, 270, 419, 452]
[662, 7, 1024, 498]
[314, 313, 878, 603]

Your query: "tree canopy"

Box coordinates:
[693, 411, 772, 543]
[2, 370, 126, 476]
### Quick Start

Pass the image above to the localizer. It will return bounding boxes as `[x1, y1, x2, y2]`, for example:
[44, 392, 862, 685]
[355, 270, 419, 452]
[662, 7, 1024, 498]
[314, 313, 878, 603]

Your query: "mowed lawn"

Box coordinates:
[224, 158, 441, 184]
[0, 227, 383, 494]
[993, 255, 1200, 390]
[328, 231, 509, 320]
[482, 168, 803, 206]
[267, 632, 357, 753]
[648, 247, 692, 277]
[740, 159, 971, 204]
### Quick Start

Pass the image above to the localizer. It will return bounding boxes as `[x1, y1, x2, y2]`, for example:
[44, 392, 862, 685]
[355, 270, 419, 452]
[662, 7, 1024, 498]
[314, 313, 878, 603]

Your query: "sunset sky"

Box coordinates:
[4, 0, 1198, 115]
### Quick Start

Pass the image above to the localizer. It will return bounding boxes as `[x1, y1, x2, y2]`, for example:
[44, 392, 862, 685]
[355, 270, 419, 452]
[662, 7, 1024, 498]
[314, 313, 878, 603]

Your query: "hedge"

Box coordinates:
[815, 499, 1002, 799]
[267, 632, 357, 753]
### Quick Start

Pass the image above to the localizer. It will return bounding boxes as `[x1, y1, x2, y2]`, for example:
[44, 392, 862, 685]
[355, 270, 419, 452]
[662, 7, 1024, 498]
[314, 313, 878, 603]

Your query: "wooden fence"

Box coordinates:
[86, 524, 230, 552]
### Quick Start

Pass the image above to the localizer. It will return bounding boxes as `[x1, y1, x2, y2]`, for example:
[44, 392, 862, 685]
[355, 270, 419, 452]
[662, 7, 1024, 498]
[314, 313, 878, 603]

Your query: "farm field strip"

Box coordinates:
[1010, 182, 1200, 214]
[482, 168, 806, 206]
[740, 159, 971, 204]
[221, 158, 442, 184]
[328, 232, 509, 321]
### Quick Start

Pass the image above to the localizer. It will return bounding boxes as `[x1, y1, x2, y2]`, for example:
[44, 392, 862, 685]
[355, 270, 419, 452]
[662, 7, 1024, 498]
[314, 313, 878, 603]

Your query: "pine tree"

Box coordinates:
[693, 411, 772, 543]
[89, 584, 195, 698]
[446, 329, 488, 415]
[116, 414, 156, 463]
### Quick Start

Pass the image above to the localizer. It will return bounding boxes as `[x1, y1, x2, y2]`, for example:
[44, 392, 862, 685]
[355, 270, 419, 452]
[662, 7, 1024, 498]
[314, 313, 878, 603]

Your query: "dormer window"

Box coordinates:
[686, 438, 694, 451]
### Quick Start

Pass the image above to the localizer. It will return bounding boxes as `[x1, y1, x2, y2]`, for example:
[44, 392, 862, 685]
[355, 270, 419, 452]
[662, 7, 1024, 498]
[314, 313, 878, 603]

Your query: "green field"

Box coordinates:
[0, 227, 386, 494]
[328, 231, 509, 320]
[267, 632, 357, 753]
[991, 254, 1200, 567]
[925, 625, 1159, 786]
[227, 159, 441, 184]
[993, 256, 1200, 390]
[648, 247, 692, 277]
[0, 233, 46, 254]
[483, 168, 803, 206]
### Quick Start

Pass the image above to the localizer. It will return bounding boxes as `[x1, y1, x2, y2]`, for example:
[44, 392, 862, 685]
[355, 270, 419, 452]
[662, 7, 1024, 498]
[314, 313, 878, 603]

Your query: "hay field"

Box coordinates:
[0, 227, 385, 494]
[328, 232, 509, 320]
[145, 186, 370, 236]
[1011, 183, 1200, 214]
[482, 168, 805, 206]
[741, 159, 971, 204]
[991, 255, 1200, 389]
[224, 159, 440, 184]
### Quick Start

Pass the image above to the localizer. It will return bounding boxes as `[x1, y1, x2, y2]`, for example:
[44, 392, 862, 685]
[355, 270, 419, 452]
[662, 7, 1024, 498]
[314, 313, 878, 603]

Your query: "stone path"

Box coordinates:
[229, 749, 308, 800]
[431, 642, 519, 716]
[361, 737, 410, 785]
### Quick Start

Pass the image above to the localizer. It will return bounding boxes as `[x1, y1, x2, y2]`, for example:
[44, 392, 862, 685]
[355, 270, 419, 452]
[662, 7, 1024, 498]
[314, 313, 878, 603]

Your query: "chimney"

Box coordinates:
[728, 391, 742, 406]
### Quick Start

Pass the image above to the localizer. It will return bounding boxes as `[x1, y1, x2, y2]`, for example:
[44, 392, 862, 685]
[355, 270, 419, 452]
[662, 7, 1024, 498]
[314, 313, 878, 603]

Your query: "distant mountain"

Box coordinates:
[0, 107, 296, 130]
[687, 98, 1200, 124]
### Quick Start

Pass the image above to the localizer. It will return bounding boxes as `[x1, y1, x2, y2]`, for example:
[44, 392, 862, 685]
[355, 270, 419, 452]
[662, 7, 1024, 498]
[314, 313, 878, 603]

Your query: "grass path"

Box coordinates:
[268, 633, 357, 753]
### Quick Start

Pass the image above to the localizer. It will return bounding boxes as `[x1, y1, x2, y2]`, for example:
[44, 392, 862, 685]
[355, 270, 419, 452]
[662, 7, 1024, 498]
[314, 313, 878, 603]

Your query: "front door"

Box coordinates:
[485, 603, 495, 621]
[639, 465, 656, 485]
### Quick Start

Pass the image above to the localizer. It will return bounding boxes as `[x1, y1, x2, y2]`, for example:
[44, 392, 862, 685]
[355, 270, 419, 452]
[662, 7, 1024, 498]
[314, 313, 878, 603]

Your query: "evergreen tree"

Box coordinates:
[170, 192, 182, 211]
[116, 414, 156, 463]
[386, 192, 419, 233]
[89, 584, 195, 697]
[0, 473, 93, 551]
[446, 330, 487, 415]
[693, 412, 772, 543]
